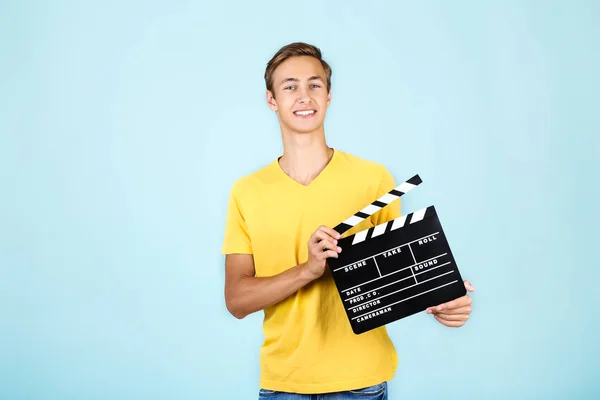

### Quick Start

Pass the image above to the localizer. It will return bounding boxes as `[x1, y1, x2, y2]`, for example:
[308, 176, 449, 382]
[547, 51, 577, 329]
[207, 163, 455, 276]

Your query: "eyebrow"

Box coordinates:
[280, 76, 325, 86]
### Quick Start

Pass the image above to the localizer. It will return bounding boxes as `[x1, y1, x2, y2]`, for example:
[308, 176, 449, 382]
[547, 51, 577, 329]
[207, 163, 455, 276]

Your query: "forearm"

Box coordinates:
[226, 262, 314, 319]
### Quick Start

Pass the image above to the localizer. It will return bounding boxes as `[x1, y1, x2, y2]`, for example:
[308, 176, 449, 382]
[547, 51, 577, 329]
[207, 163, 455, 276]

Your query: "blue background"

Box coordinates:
[1, 1, 599, 399]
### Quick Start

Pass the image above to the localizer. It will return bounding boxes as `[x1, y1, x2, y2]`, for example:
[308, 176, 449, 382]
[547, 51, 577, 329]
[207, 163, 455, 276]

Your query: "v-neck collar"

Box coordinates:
[274, 148, 339, 189]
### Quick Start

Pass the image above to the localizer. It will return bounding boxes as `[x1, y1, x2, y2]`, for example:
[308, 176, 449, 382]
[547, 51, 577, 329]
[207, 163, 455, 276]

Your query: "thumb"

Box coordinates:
[464, 280, 475, 292]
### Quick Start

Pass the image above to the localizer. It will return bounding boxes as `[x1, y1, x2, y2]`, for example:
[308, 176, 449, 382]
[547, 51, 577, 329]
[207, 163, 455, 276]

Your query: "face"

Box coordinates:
[266, 56, 331, 135]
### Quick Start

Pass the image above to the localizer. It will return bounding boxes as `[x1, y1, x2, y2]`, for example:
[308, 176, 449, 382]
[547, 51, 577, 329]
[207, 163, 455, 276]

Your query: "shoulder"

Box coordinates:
[227, 158, 280, 198]
[335, 149, 393, 180]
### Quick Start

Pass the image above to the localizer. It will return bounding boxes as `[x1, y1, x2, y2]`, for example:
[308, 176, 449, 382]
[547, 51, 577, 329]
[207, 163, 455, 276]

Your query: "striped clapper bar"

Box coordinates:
[327, 174, 466, 335]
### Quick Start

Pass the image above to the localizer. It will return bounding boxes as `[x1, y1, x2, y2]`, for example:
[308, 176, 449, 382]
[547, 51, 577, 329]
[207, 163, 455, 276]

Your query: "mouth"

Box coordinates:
[293, 109, 317, 119]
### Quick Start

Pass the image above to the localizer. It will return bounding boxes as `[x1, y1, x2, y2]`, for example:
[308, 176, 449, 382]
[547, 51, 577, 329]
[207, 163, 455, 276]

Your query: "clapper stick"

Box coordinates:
[333, 174, 423, 236]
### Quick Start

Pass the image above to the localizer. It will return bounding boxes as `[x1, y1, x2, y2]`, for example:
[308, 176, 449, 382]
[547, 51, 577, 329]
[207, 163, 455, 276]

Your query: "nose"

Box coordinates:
[297, 86, 311, 104]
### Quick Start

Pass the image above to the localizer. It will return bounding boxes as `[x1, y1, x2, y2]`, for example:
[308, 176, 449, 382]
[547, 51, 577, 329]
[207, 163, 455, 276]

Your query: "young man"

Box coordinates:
[221, 42, 475, 399]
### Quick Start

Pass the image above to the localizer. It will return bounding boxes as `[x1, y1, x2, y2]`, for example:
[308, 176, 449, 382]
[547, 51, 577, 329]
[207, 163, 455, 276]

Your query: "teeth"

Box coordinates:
[295, 110, 315, 116]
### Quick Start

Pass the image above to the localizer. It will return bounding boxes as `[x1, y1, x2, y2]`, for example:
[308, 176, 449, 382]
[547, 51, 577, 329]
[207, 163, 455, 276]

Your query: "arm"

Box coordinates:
[224, 225, 342, 319]
[224, 254, 314, 319]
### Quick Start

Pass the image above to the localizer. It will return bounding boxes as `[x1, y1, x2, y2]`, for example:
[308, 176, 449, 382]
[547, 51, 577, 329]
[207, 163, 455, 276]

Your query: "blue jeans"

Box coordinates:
[258, 381, 387, 400]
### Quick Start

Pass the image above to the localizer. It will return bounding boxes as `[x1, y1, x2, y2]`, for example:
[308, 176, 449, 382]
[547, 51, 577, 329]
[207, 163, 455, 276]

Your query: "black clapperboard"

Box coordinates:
[327, 175, 466, 334]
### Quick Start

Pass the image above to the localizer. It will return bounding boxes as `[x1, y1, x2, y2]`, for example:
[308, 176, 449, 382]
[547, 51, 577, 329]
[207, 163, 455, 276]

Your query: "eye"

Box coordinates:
[284, 85, 296, 90]
[310, 84, 321, 89]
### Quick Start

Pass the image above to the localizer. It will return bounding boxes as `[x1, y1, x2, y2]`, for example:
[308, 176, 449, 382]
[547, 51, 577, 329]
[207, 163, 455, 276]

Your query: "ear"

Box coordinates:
[327, 89, 332, 107]
[266, 90, 278, 112]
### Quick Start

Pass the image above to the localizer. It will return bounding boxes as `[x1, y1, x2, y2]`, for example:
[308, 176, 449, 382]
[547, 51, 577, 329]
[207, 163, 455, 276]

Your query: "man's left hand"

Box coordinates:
[425, 280, 475, 327]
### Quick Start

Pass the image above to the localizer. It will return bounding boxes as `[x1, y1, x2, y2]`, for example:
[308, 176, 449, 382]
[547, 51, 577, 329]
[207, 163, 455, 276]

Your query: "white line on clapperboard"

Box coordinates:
[341, 252, 448, 293]
[351, 280, 459, 321]
[408, 245, 418, 282]
[347, 269, 454, 311]
[373, 257, 382, 276]
[344, 261, 452, 303]
[332, 232, 440, 273]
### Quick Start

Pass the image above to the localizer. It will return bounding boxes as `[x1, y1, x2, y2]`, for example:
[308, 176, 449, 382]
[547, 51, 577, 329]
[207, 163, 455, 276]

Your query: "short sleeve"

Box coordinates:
[370, 166, 402, 226]
[221, 182, 253, 255]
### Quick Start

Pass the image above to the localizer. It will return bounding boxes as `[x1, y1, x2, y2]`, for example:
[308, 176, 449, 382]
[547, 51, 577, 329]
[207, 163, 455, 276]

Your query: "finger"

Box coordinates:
[319, 239, 341, 254]
[434, 305, 472, 316]
[318, 249, 340, 260]
[434, 312, 468, 324]
[427, 295, 471, 313]
[309, 231, 320, 245]
[432, 312, 470, 321]
[464, 280, 475, 292]
[318, 225, 342, 241]
[311, 239, 340, 257]
[434, 314, 465, 327]
[309, 230, 328, 245]
[312, 230, 339, 245]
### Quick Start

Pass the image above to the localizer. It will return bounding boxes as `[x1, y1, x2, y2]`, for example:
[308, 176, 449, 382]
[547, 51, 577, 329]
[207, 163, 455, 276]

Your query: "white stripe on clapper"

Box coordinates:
[390, 215, 407, 231]
[410, 207, 427, 224]
[395, 182, 416, 193]
[371, 223, 387, 238]
[352, 229, 369, 245]
[343, 215, 364, 227]
[360, 204, 382, 216]
[378, 193, 400, 205]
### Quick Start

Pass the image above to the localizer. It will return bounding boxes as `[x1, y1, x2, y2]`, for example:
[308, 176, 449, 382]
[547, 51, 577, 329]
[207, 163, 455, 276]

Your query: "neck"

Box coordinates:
[278, 128, 333, 186]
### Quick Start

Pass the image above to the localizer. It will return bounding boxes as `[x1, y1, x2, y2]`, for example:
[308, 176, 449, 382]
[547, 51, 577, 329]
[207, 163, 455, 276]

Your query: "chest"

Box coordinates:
[244, 182, 378, 275]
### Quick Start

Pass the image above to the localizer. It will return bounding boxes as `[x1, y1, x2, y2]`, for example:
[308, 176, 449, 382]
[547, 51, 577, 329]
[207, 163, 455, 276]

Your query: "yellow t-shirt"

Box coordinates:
[221, 149, 402, 394]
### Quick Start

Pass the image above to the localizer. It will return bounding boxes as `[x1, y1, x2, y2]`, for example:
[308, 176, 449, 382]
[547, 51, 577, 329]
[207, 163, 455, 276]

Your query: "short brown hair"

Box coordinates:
[264, 42, 332, 94]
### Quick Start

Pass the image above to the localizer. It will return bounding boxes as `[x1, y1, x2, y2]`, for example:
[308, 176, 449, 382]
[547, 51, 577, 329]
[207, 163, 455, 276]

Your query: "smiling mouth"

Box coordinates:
[293, 110, 316, 118]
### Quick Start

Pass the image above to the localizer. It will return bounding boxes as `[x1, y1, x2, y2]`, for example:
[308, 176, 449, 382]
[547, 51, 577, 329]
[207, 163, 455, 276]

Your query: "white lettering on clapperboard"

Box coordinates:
[351, 299, 381, 313]
[382, 246, 402, 258]
[344, 260, 366, 272]
[356, 307, 392, 322]
[418, 235, 437, 245]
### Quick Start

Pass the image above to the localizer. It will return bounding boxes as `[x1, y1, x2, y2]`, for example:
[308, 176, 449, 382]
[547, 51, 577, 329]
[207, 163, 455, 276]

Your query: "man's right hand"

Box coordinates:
[304, 225, 343, 280]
